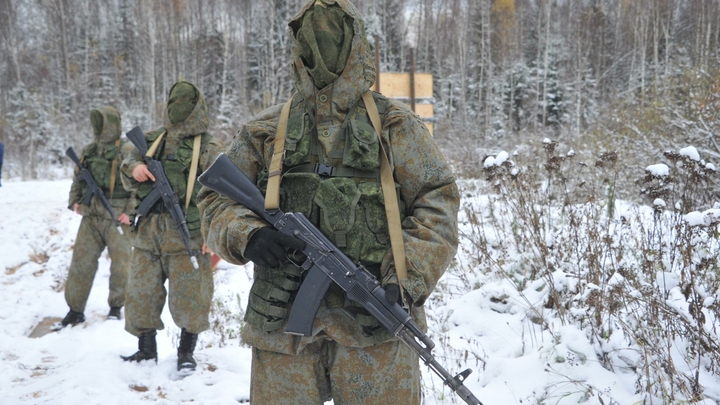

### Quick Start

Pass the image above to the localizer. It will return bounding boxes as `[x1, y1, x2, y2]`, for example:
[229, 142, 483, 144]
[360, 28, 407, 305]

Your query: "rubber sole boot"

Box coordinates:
[50, 309, 85, 331]
[177, 328, 198, 371]
[121, 331, 158, 363]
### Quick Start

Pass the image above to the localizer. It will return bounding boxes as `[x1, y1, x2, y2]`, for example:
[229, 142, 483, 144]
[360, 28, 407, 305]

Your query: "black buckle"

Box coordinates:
[316, 163, 333, 177]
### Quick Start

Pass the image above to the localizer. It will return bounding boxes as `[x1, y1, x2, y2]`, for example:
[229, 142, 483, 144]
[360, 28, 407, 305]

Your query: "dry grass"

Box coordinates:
[451, 141, 720, 404]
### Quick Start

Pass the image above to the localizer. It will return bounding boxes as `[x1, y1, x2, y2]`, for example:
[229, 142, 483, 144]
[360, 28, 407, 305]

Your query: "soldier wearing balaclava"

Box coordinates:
[58, 106, 133, 330]
[199, 0, 460, 403]
[120, 81, 224, 373]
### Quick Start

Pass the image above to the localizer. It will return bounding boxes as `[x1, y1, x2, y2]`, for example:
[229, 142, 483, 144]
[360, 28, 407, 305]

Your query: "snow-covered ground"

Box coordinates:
[1, 177, 718, 404]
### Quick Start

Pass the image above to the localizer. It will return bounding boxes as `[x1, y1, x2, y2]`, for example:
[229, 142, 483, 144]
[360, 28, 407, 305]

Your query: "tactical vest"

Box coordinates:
[246, 93, 407, 336]
[81, 141, 131, 200]
[136, 130, 211, 238]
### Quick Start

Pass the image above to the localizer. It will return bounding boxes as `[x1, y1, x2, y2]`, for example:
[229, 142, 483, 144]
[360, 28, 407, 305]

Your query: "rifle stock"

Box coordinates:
[198, 154, 484, 405]
[65, 147, 123, 235]
[125, 126, 199, 270]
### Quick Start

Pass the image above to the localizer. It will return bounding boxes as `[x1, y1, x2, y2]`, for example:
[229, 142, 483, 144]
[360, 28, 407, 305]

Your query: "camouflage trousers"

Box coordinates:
[65, 214, 130, 313]
[250, 338, 421, 405]
[124, 212, 213, 337]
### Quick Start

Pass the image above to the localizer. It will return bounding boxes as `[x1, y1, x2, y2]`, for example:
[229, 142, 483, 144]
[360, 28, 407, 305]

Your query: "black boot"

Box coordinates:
[107, 307, 122, 320]
[177, 328, 198, 372]
[121, 331, 158, 363]
[62, 309, 85, 326]
[51, 309, 86, 330]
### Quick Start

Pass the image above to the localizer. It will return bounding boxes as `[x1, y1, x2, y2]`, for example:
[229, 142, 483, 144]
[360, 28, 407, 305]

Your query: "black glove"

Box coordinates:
[244, 227, 306, 268]
[384, 283, 401, 306]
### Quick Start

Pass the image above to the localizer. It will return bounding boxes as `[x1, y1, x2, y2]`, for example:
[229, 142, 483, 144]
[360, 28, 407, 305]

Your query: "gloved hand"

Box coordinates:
[384, 283, 401, 306]
[244, 227, 306, 268]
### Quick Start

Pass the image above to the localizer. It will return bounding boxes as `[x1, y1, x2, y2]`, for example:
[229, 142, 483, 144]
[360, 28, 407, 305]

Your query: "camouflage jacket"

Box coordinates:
[198, 0, 459, 354]
[69, 106, 134, 218]
[121, 82, 225, 237]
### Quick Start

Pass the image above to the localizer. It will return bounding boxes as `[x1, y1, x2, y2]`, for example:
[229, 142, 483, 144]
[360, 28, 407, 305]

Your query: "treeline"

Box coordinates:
[0, 0, 719, 181]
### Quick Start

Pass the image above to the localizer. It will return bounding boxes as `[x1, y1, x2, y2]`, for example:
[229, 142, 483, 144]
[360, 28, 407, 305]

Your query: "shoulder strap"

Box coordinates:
[109, 138, 121, 198]
[361, 91, 408, 300]
[265, 96, 295, 210]
[185, 134, 202, 211]
[146, 131, 166, 158]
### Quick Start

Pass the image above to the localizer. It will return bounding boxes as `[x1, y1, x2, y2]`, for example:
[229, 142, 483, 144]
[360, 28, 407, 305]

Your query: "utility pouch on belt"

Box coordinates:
[246, 263, 302, 332]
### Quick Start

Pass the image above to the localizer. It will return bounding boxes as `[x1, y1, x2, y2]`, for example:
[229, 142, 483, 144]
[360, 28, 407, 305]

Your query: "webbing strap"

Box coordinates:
[361, 91, 408, 299]
[265, 96, 295, 210]
[146, 131, 166, 158]
[185, 134, 202, 211]
[288, 163, 378, 179]
[109, 138, 121, 198]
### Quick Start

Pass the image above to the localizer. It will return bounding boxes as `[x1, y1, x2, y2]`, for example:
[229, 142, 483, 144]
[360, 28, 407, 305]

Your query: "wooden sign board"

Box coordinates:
[377, 73, 433, 99]
[376, 72, 434, 135]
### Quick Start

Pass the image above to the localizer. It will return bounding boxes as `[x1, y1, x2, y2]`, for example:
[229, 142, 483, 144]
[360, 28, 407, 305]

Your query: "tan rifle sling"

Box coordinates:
[185, 134, 202, 211]
[264, 96, 295, 210]
[145, 131, 200, 211]
[361, 91, 408, 302]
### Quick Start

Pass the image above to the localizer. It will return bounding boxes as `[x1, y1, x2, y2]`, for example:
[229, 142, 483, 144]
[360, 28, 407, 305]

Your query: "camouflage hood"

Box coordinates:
[162, 81, 209, 139]
[289, 0, 376, 109]
[91, 106, 122, 146]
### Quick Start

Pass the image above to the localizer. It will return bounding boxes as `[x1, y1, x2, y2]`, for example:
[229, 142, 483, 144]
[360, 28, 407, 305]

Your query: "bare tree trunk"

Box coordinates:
[57, 0, 71, 88]
[541, 0, 552, 127]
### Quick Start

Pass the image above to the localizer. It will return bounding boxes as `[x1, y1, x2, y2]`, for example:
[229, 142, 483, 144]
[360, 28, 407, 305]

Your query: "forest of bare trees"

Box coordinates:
[1, 0, 719, 182]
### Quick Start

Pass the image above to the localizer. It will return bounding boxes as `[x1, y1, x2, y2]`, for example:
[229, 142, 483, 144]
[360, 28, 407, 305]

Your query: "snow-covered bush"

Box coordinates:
[438, 142, 720, 404]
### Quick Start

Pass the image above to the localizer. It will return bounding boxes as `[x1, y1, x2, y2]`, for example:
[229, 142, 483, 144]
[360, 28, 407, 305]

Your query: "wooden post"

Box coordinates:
[410, 48, 416, 113]
[374, 34, 381, 92]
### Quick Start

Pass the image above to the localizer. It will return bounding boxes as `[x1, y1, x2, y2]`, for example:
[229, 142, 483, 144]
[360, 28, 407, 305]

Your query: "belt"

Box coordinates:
[287, 163, 378, 179]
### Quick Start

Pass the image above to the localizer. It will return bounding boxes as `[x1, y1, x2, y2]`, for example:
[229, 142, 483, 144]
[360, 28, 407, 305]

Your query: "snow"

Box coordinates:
[680, 146, 701, 161]
[483, 151, 509, 168]
[646, 163, 669, 176]
[2, 178, 719, 404]
[0, 180, 253, 404]
[653, 198, 666, 207]
[685, 209, 720, 226]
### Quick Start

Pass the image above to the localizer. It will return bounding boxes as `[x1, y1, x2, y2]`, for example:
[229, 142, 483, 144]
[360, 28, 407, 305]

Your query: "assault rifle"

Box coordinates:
[65, 147, 123, 235]
[198, 154, 484, 405]
[126, 126, 199, 269]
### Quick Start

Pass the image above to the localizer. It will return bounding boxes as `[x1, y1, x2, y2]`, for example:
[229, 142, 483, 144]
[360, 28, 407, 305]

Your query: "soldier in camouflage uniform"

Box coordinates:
[119, 81, 224, 372]
[59, 106, 132, 328]
[198, 0, 460, 403]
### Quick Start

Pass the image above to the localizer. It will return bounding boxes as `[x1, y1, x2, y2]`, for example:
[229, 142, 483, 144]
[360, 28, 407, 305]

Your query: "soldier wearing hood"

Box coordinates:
[199, 0, 459, 403]
[119, 81, 224, 372]
[59, 106, 133, 328]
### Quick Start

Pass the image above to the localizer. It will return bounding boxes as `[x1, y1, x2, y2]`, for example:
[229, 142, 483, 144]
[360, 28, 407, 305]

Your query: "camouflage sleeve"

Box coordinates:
[198, 106, 284, 265]
[68, 145, 88, 211]
[380, 101, 460, 307]
[68, 166, 83, 211]
[117, 139, 137, 215]
[198, 136, 226, 174]
[119, 138, 143, 193]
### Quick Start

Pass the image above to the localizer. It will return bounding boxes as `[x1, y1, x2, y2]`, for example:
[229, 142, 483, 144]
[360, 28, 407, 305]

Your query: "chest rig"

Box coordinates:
[135, 129, 210, 237]
[81, 140, 130, 200]
[246, 92, 408, 336]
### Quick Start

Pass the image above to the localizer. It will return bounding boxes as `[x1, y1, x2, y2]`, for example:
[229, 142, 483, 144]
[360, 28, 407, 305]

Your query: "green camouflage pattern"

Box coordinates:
[65, 214, 131, 312]
[69, 106, 132, 212]
[123, 213, 213, 336]
[249, 339, 421, 404]
[65, 106, 132, 313]
[120, 82, 222, 238]
[120, 81, 223, 337]
[199, 0, 459, 355]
